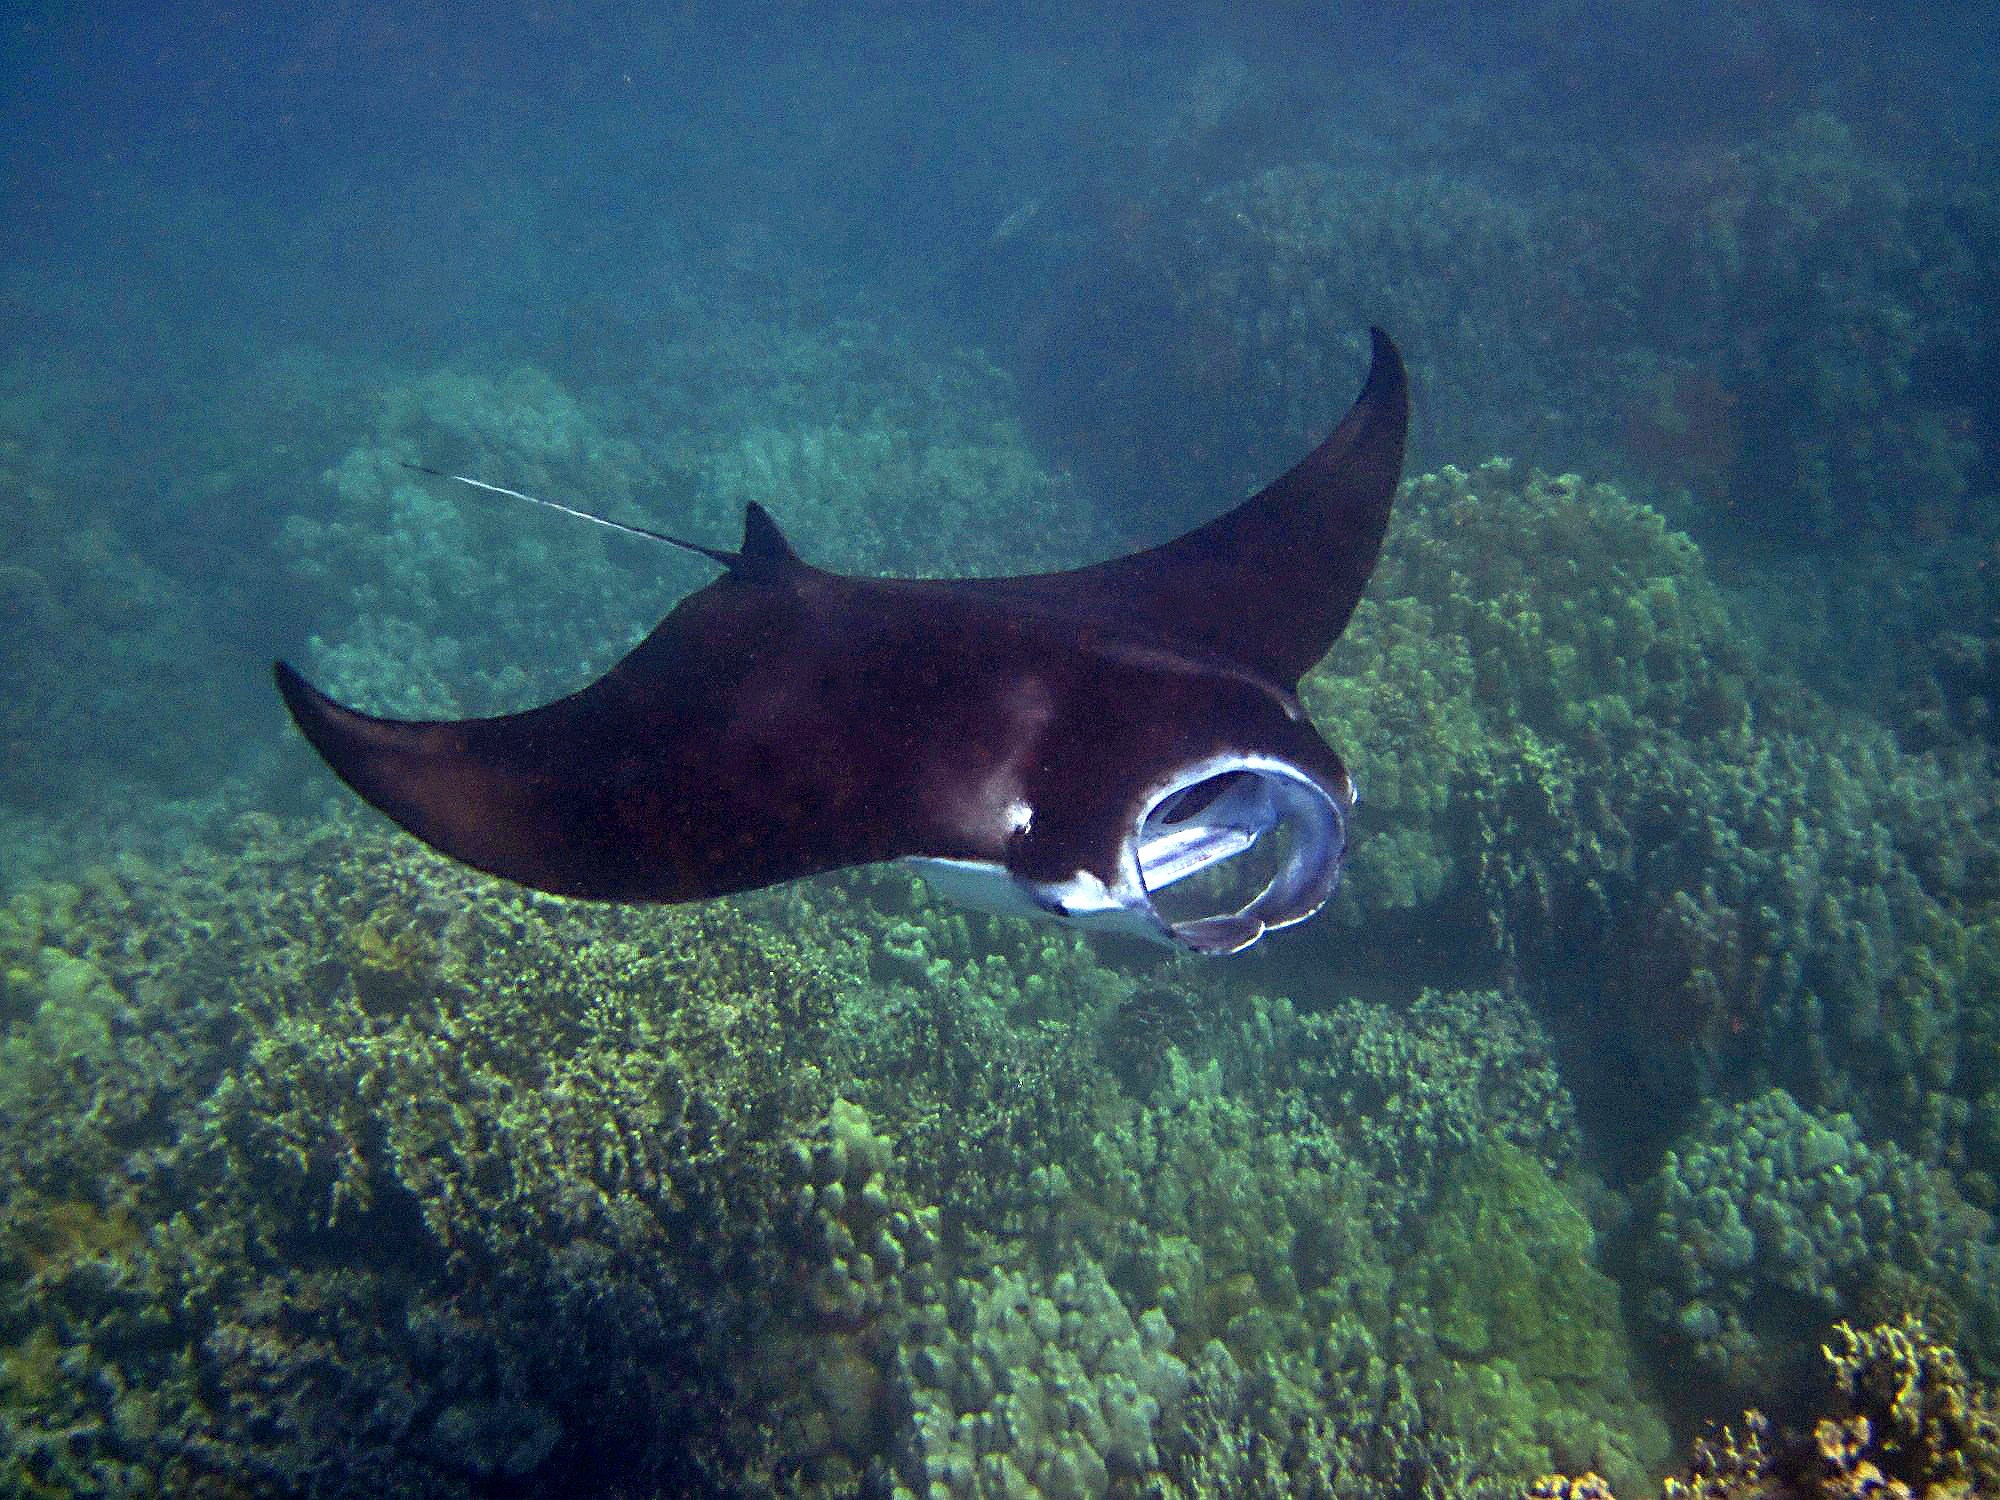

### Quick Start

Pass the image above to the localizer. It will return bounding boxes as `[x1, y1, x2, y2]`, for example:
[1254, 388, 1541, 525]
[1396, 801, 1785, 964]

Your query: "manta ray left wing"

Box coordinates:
[276, 330, 1409, 954]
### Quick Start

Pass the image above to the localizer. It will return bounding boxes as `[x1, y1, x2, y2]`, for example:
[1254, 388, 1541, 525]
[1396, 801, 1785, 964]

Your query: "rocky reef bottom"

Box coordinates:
[3, 812, 1992, 1498]
[1, 811, 1654, 1498]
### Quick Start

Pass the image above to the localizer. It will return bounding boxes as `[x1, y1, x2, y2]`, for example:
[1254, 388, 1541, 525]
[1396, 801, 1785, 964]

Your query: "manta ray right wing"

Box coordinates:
[967, 326, 1408, 689]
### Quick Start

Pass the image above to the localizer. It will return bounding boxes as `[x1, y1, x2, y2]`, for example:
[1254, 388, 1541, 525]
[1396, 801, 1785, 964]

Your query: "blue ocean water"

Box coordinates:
[2, 4, 1997, 1495]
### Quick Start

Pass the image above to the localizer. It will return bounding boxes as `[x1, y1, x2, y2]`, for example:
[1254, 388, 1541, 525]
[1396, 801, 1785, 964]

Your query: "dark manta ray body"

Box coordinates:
[276, 330, 1408, 955]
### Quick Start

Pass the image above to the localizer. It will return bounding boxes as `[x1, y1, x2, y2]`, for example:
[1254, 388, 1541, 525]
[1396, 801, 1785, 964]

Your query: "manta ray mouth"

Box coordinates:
[1129, 755, 1348, 956]
[900, 752, 1348, 956]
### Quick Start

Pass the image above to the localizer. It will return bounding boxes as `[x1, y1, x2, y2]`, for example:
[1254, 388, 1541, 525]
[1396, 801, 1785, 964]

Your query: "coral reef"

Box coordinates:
[1407, 1143, 1669, 1493]
[1636, 1089, 1997, 1402]
[1527, 1316, 2000, 1499]
[0, 458, 234, 815]
[1044, 161, 1632, 525]
[0, 816, 869, 1495]
[1820, 1317, 2000, 1495]
[0, 801, 1667, 1497]
[884, 1256, 1190, 1499]
[1300, 459, 2000, 1188]
[0, 345, 395, 882]
[278, 363, 667, 717]
[16, 359, 2000, 1493]
[764, 874, 1616, 1495]
[1634, 114, 1991, 549]
[14, 451, 1994, 1495]
[1302, 461, 1759, 964]
[632, 314, 1117, 580]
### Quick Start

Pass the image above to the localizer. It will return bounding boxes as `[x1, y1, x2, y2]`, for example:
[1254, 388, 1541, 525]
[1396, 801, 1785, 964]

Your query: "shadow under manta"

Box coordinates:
[276, 329, 1409, 955]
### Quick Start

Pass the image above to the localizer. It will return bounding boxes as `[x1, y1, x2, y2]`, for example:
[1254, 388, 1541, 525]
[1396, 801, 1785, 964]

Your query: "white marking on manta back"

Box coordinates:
[925, 677, 1050, 848]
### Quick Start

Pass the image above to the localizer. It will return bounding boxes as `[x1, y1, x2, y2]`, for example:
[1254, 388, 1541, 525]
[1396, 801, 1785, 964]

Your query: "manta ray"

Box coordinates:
[276, 329, 1408, 954]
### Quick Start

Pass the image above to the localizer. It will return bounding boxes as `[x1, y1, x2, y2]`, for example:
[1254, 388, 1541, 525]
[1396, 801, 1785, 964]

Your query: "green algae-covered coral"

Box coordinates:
[39, 428, 2000, 1493]
[0, 802, 1671, 1498]
[1638, 1089, 1997, 1405]
[1418, 1144, 1620, 1379]
[770, 873, 1598, 1496]
[1303, 459, 1751, 953]
[1409, 1142, 1670, 1495]
[0, 815, 891, 1496]
[1044, 984, 1634, 1500]
[1302, 458, 2000, 1198]
[887, 1255, 1193, 1498]
[1529, 1315, 2000, 1499]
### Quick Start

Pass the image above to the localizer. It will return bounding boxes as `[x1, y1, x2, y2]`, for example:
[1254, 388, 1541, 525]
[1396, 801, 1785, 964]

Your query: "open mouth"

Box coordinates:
[1134, 758, 1348, 955]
